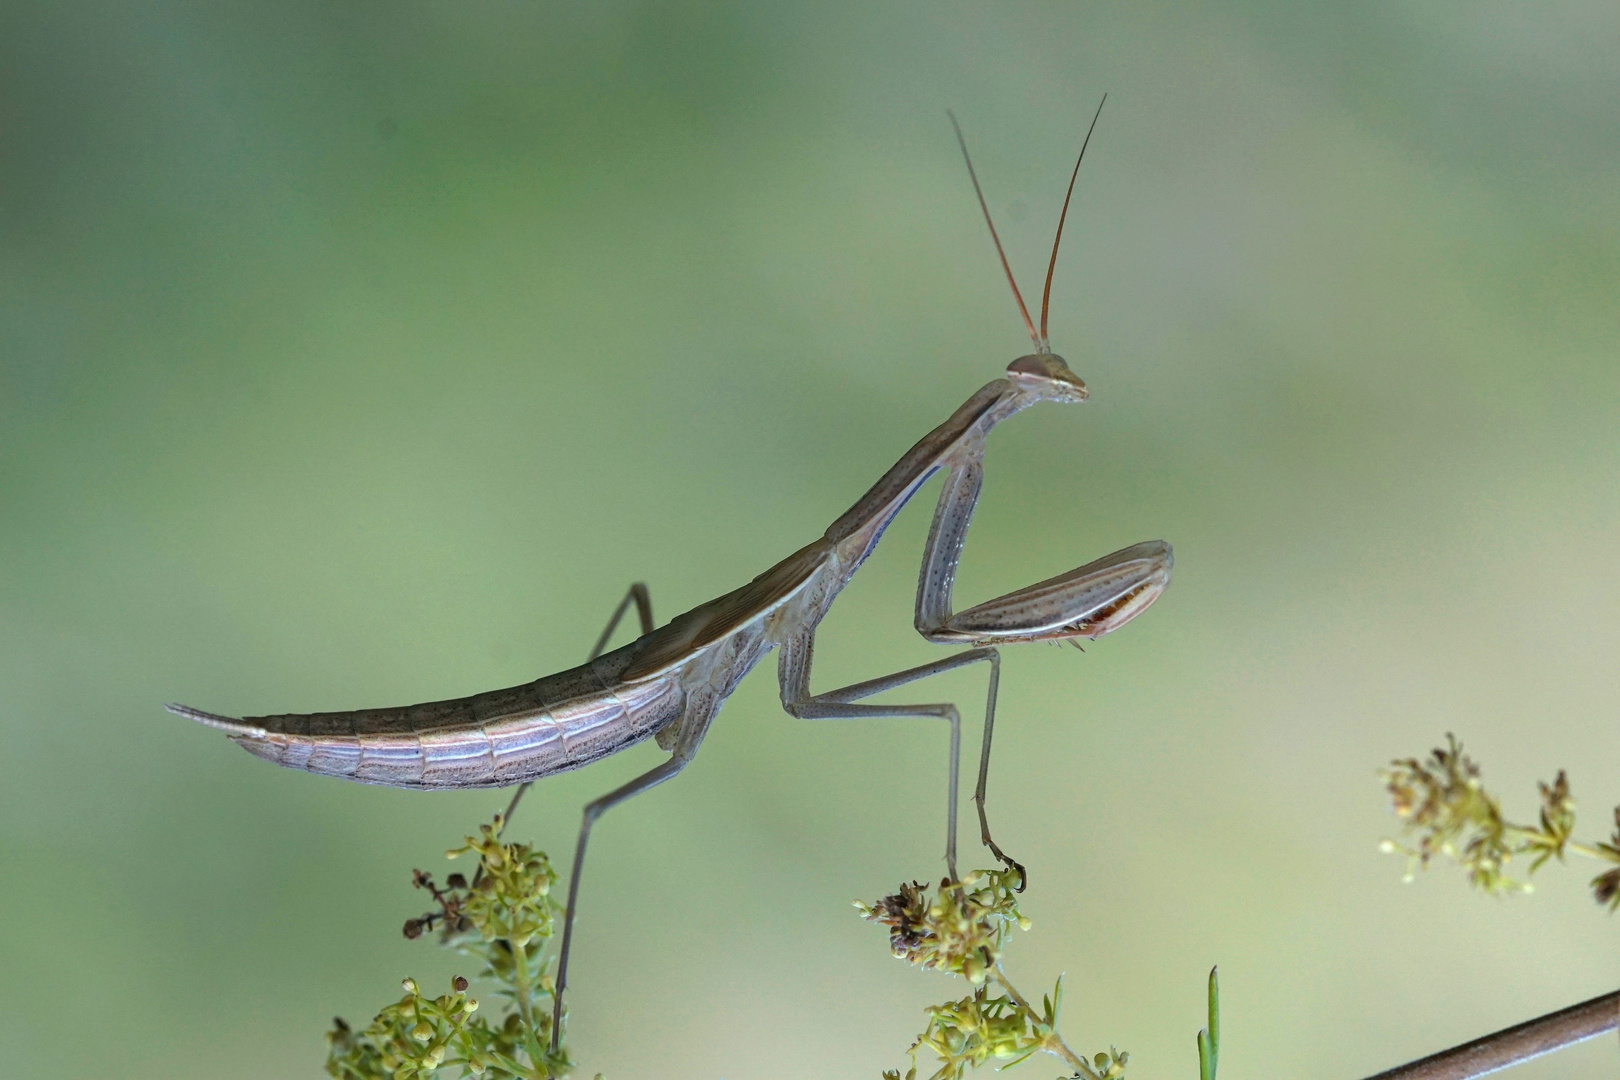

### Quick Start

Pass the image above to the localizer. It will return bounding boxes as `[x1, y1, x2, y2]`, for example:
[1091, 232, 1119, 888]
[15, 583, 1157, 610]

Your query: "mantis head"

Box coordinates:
[1006, 352, 1088, 403]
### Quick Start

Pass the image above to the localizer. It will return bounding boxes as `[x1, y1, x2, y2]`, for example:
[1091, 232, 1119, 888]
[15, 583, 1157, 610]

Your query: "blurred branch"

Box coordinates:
[1359, 989, 1618, 1080]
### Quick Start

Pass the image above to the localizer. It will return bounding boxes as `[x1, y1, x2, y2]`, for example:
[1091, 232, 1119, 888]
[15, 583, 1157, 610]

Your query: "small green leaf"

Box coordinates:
[997, 1044, 1041, 1070]
[1196, 965, 1219, 1080]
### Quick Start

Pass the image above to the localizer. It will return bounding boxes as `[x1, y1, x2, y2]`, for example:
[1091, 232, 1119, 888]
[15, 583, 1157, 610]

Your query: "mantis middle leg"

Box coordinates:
[549, 705, 712, 1052]
[531, 583, 721, 1053]
[778, 630, 1020, 885]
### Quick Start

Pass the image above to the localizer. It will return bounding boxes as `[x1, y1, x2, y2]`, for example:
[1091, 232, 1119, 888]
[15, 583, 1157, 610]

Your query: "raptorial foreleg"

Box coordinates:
[909, 455, 1173, 882]
[913, 457, 1172, 646]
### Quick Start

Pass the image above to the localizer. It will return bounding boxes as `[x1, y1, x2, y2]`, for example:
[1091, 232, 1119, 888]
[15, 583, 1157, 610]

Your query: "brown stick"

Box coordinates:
[1362, 989, 1618, 1080]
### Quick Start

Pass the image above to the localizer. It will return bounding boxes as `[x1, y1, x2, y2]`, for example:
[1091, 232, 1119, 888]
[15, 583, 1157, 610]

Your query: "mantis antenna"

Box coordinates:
[949, 110, 1039, 351]
[949, 96, 1108, 353]
[1040, 94, 1107, 347]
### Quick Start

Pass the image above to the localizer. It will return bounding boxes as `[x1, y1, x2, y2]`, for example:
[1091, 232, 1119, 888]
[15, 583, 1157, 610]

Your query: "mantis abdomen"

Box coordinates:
[169, 641, 688, 789]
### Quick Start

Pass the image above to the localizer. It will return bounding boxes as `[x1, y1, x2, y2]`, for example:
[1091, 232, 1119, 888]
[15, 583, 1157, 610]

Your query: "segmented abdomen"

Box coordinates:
[210, 642, 688, 789]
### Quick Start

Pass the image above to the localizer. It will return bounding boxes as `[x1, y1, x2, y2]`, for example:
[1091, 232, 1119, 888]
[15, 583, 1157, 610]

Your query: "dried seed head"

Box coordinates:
[1593, 867, 1620, 908]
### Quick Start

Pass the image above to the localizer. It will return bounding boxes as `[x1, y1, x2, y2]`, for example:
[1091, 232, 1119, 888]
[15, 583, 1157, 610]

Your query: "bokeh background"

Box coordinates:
[4, 2, 1619, 1077]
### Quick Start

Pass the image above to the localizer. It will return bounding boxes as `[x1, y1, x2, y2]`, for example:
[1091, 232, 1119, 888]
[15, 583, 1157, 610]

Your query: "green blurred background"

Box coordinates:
[4, 1, 1619, 1076]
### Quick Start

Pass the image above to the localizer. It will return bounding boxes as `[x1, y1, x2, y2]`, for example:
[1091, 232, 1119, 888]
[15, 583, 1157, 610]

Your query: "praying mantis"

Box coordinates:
[167, 98, 1172, 1050]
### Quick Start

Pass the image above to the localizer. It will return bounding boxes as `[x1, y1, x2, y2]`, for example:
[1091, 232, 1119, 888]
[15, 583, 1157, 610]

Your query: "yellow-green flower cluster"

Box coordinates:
[1382, 734, 1536, 893]
[1382, 733, 1620, 910]
[325, 817, 570, 1080]
[861, 870, 1132, 1080]
[856, 869, 1027, 985]
[923, 982, 1104, 1080]
[447, 820, 559, 950]
[327, 977, 481, 1080]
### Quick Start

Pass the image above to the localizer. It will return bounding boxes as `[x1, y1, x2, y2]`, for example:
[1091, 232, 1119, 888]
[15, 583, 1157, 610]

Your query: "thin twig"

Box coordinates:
[1360, 989, 1618, 1080]
[990, 963, 1095, 1079]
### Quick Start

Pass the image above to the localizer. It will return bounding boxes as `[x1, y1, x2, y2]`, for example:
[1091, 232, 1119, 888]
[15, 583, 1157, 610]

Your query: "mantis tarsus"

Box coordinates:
[168, 97, 1173, 1051]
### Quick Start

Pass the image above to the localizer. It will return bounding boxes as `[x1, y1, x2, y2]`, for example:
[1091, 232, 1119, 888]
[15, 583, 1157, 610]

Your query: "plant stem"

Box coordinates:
[508, 939, 548, 1078]
[1500, 825, 1612, 865]
[992, 963, 1099, 1080]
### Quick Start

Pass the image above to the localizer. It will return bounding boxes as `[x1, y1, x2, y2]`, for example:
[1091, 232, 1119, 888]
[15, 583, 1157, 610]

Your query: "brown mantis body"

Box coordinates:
[168, 98, 1172, 1048]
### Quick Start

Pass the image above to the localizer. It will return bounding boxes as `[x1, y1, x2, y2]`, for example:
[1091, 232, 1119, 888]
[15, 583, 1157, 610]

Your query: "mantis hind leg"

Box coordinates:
[548, 738, 697, 1052]
[497, 582, 656, 833]
[777, 631, 1024, 889]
